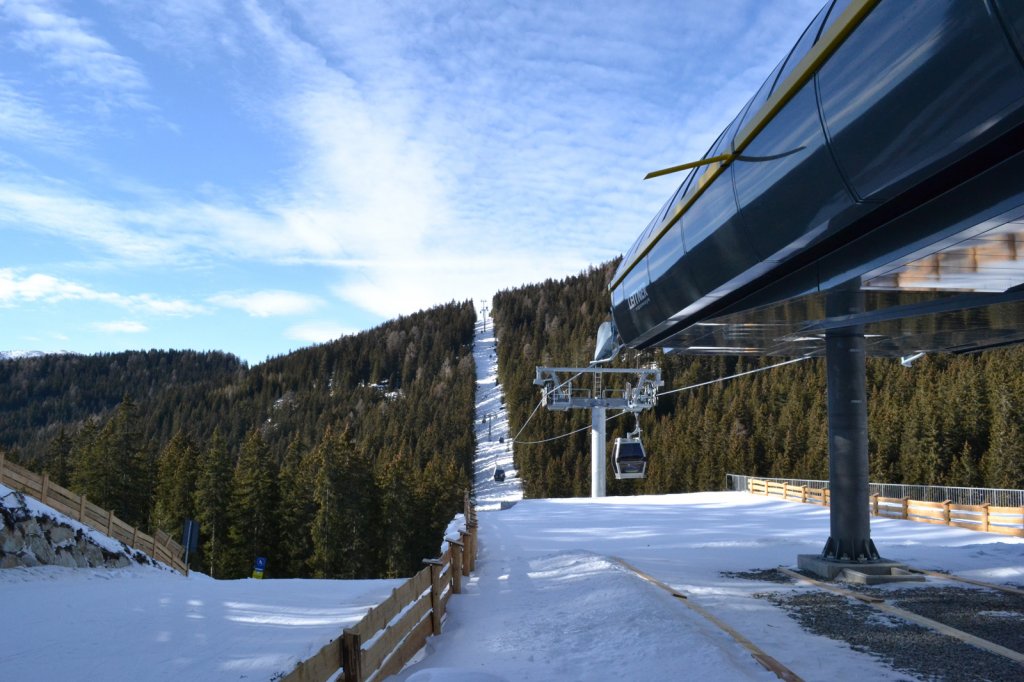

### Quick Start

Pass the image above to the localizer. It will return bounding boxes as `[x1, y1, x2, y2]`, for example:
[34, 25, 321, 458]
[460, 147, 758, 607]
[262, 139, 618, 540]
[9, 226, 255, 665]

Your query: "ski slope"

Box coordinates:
[392, 308, 1024, 681]
[471, 313, 522, 511]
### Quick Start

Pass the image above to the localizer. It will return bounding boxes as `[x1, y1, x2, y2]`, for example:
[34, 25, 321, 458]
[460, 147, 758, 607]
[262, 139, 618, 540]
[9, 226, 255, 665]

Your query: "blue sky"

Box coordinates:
[0, 0, 822, 365]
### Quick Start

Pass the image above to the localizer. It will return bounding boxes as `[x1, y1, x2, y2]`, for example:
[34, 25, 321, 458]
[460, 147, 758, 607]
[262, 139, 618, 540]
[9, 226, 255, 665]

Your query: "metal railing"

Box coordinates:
[726, 473, 1024, 508]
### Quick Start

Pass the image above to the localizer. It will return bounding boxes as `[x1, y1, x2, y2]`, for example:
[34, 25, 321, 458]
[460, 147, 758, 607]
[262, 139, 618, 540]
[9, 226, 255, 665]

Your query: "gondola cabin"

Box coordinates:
[612, 438, 647, 480]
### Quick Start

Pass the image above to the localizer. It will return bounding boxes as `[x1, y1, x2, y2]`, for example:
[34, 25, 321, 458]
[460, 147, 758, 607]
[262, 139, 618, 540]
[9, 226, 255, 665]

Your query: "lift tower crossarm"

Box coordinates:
[533, 367, 662, 411]
[532, 366, 663, 497]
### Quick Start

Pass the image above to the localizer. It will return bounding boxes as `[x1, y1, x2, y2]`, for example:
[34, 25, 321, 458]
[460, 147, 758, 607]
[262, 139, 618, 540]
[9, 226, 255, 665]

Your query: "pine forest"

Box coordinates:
[492, 262, 1024, 498]
[4, 264, 1024, 580]
[0, 300, 476, 579]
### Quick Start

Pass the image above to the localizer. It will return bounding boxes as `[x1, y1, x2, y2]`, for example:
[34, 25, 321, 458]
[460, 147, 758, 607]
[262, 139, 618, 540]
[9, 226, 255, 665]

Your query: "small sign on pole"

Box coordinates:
[252, 556, 267, 579]
[181, 519, 200, 575]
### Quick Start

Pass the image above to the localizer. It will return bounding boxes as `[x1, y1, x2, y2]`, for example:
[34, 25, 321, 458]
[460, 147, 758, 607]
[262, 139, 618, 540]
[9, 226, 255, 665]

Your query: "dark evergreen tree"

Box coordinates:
[227, 429, 279, 577]
[43, 427, 72, 488]
[309, 428, 379, 578]
[151, 431, 198, 534]
[277, 437, 315, 577]
[193, 429, 233, 578]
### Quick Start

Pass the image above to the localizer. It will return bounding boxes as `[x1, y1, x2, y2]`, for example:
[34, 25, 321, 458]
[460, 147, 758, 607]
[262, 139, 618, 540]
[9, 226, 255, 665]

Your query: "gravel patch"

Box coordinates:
[757, 587, 1023, 681]
[719, 568, 794, 584]
[863, 585, 1024, 654]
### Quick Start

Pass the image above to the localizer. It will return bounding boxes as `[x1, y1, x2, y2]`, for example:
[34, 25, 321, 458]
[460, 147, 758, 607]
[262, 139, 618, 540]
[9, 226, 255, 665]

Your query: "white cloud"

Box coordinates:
[94, 320, 147, 333]
[1, 0, 150, 111]
[0, 268, 205, 315]
[284, 321, 356, 344]
[0, 79, 77, 148]
[210, 290, 322, 317]
[0, 0, 827, 335]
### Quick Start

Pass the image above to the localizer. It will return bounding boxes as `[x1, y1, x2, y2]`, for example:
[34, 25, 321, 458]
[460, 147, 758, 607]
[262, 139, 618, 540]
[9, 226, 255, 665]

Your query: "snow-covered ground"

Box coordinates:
[4, 308, 1023, 681]
[0, 563, 401, 680]
[396, 492, 1024, 681]
[471, 313, 522, 511]
[393, 309, 1024, 681]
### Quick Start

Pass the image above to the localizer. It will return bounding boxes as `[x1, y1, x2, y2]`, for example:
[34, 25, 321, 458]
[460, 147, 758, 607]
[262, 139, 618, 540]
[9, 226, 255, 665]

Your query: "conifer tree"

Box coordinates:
[43, 427, 72, 488]
[227, 429, 279, 577]
[152, 431, 198, 534]
[309, 428, 346, 578]
[376, 450, 417, 577]
[105, 397, 153, 528]
[193, 429, 233, 578]
[981, 386, 1024, 489]
[309, 427, 379, 578]
[277, 437, 315, 577]
[70, 417, 113, 512]
[68, 400, 152, 528]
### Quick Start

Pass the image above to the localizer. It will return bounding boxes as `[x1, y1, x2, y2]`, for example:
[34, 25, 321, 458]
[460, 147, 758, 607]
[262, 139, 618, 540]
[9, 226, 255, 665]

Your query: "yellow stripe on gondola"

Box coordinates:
[643, 153, 733, 180]
[611, 0, 882, 291]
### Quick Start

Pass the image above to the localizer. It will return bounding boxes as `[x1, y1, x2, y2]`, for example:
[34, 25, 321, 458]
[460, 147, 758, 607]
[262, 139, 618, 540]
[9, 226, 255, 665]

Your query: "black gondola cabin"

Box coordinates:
[612, 438, 647, 480]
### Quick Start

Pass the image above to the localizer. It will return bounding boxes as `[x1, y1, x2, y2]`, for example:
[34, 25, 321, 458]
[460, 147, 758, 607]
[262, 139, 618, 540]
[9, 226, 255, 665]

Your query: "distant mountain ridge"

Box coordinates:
[1, 351, 49, 361]
[0, 350, 79, 361]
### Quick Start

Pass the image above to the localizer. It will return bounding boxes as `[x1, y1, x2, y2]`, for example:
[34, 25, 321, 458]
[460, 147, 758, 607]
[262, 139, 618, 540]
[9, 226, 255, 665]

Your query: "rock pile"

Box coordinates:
[1, 489, 152, 570]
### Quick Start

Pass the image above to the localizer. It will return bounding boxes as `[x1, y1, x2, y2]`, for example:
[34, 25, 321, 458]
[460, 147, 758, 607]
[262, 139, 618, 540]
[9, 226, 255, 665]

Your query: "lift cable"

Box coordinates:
[658, 355, 812, 397]
[514, 410, 631, 445]
[513, 355, 813, 446]
[509, 369, 588, 444]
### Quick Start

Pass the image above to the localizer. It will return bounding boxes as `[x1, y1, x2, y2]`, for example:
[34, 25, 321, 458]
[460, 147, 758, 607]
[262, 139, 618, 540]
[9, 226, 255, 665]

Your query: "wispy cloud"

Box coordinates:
[0, 79, 77, 148]
[210, 290, 323, 317]
[284, 321, 357, 344]
[1, 0, 151, 111]
[94, 320, 148, 334]
[0, 268, 205, 315]
[0, 0, 826, 355]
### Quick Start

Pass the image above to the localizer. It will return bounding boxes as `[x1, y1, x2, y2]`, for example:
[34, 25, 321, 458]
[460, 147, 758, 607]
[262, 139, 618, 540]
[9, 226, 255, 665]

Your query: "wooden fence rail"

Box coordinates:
[284, 491, 479, 682]
[747, 477, 1023, 537]
[0, 453, 187, 574]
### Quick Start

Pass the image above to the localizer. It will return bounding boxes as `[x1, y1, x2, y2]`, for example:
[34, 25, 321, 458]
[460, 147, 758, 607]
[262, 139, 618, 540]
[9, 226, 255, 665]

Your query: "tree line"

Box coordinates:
[0, 300, 477, 578]
[492, 262, 1024, 497]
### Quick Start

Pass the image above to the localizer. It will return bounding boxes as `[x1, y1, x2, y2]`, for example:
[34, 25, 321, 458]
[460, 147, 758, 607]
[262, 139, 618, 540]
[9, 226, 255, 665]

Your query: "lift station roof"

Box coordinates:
[609, 0, 1024, 358]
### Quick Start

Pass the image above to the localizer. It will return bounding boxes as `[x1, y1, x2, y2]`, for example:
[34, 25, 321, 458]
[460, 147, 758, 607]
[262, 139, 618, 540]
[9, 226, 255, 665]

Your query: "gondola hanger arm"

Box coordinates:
[644, 153, 732, 180]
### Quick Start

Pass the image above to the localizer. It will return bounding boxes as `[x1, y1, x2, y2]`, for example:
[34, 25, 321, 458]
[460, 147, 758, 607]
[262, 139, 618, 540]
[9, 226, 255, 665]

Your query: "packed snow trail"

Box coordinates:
[471, 310, 522, 510]
[395, 480, 1023, 680]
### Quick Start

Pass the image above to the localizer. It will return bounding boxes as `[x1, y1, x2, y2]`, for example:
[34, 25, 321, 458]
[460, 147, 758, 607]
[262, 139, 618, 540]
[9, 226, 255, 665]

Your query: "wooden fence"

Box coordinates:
[284, 492, 479, 682]
[747, 477, 1024, 537]
[0, 453, 187, 573]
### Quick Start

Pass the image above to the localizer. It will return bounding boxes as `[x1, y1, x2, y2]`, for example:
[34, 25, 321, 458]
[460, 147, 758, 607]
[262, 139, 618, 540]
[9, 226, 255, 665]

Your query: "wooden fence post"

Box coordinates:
[901, 497, 910, 520]
[942, 500, 952, 526]
[459, 530, 471, 577]
[106, 510, 114, 536]
[801, 485, 808, 504]
[468, 522, 478, 572]
[342, 629, 363, 682]
[982, 503, 990, 532]
[40, 472, 50, 501]
[450, 541, 463, 594]
[131, 527, 139, 549]
[424, 559, 443, 635]
[78, 494, 87, 522]
[823, 488, 830, 507]
[870, 493, 879, 516]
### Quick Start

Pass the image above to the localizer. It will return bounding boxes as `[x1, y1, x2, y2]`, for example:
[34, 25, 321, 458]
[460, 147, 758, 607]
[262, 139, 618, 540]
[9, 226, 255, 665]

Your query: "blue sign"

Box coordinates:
[252, 556, 267, 579]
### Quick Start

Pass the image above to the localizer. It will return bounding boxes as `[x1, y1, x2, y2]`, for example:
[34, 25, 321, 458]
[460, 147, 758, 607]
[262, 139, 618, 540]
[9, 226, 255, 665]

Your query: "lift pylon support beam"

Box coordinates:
[533, 366, 662, 497]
